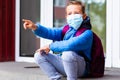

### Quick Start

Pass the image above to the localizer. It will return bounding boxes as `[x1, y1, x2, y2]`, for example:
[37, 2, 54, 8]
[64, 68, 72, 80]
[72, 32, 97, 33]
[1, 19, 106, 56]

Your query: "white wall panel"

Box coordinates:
[106, 0, 120, 67]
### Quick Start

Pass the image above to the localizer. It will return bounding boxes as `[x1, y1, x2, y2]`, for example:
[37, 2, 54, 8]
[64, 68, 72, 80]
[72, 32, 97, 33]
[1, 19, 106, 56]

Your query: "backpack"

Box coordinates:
[62, 25, 105, 77]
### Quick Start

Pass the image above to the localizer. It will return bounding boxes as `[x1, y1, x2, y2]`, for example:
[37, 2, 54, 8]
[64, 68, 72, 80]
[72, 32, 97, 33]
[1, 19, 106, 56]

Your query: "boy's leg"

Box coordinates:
[62, 51, 86, 80]
[34, 52, 66, 80]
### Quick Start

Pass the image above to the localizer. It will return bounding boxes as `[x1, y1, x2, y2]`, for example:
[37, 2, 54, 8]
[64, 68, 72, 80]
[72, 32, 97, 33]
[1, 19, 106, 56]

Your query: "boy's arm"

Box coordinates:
[50, 30, 93, 52]
[33, 23, 63, 41]
[23, 19, 63, 41]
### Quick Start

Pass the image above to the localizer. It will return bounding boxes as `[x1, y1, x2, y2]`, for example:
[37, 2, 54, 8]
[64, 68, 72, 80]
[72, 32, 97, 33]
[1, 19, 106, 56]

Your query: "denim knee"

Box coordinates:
[62, 51, 77, 62]
[34, 52, 46, 64]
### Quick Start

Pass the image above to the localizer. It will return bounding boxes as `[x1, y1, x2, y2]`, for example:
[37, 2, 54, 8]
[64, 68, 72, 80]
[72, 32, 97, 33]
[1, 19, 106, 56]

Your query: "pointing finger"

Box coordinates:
[22, 19, 28, 22]
[23, 23, 27, 30]
[22, 19, 30, 23]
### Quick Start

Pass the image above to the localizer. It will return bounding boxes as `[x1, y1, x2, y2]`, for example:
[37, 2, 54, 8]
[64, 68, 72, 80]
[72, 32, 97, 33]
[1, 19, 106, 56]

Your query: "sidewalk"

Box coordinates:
[0, 62, 120, 80]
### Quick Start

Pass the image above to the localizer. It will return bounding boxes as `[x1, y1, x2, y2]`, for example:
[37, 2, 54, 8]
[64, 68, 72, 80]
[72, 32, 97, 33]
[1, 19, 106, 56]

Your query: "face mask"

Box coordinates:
[67, 14, 83, 30]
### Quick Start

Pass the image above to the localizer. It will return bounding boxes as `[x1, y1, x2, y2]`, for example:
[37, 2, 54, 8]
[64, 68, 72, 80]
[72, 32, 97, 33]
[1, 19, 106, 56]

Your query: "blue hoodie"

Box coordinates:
[33, 17, 93, 61]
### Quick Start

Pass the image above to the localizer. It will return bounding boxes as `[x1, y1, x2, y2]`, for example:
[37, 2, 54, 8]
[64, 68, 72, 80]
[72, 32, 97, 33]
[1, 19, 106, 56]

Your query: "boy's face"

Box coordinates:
[66, 5, 83, 17]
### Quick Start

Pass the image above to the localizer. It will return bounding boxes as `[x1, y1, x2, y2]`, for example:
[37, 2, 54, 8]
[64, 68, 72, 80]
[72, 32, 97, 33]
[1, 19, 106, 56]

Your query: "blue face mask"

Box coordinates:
[67, 14, 83, 30]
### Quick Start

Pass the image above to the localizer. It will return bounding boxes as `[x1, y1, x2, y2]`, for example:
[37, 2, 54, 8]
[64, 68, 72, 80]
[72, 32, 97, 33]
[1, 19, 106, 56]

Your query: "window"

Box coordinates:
[16, 0, 53, 62]
[86, 0, 106, 52]
[20, 0, 40, 57]
[54, 0, 66, 7]
[53, 0, 67, 27]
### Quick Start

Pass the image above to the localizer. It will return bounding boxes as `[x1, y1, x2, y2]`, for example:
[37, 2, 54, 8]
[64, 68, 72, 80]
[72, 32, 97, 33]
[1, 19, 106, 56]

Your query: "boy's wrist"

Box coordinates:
[32, 25, 37, 30]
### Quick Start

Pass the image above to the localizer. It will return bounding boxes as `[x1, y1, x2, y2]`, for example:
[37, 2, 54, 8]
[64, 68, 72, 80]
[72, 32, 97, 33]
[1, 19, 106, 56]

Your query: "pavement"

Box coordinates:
[0, 62, 120, 80]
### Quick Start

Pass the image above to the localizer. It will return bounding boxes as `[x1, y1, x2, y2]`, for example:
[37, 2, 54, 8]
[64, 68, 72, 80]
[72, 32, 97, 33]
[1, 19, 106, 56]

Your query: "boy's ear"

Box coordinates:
[83, 13, 87, 19]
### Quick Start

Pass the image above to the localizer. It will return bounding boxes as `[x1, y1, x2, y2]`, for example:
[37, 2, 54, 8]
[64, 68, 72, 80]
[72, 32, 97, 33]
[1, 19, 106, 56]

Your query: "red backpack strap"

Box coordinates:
[62, 25, 89, 38]
[62, 25, 70, 39]
[75, 27, 89, 36]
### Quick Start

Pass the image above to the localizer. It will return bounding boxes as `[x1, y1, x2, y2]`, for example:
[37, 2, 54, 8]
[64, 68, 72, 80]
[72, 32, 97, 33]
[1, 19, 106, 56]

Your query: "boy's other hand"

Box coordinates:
[36, 45, 50, 55]
[22, 19, 37, 30]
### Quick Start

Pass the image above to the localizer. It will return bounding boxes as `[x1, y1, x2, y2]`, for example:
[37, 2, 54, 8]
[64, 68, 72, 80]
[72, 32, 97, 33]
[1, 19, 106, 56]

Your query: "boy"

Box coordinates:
[23, 1, 93, 80]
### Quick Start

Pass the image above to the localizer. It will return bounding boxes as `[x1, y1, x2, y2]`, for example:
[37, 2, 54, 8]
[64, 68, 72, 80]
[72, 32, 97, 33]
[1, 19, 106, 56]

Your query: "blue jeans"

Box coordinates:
[34, 51, 86, 80]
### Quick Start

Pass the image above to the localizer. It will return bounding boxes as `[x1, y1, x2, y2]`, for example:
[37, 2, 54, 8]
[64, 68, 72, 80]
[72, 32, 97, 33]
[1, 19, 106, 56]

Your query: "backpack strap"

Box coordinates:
[75, 27, 89, 36]
[62, 25, 90, 39]
[62, 25, 70, 39]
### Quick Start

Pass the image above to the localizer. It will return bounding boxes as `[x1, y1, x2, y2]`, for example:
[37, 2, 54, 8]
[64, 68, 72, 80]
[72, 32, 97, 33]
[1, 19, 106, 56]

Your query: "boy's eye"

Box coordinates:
[67, 12, 81, 16]
[67, 12, 72, 15]
[74, 12, 80, 14]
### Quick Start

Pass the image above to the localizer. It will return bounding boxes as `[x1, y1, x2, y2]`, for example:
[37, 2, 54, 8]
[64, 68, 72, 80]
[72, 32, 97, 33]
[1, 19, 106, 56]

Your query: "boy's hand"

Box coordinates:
[22, 19, 37, 30]
[36, 45, 50, 55]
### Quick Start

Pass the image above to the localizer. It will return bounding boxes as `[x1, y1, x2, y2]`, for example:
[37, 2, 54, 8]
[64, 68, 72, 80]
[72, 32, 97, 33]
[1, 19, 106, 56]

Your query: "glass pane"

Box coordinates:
[53, 0, 106, 52]
[53, 0, 67, 27]
[85, 0, 106, 52]
[20, 0, 40, 57]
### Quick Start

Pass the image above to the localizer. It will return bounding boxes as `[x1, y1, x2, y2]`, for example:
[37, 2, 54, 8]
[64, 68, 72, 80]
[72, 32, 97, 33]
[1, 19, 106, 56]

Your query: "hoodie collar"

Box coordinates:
[80, 16, 92, 29]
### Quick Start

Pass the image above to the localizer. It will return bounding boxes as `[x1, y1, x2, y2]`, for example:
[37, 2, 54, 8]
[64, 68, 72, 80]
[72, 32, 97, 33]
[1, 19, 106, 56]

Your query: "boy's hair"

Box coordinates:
[67, 1, 85, 14]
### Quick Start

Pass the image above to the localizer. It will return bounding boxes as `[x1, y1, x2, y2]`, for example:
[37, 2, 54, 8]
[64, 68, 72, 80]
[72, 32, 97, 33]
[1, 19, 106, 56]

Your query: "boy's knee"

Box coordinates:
[34, 52, 46, 64]
[62, 51, 77, 62]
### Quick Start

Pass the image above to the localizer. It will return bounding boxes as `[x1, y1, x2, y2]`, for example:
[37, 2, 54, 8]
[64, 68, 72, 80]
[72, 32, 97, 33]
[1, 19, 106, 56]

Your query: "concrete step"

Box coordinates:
[0, 62, 120, 80]
[0, 62, 49, 80]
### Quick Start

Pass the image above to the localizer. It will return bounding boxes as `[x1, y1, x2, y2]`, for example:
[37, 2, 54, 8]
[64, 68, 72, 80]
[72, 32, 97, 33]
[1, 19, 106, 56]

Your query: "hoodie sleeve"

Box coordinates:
[33, 23, 63, 41]
[50, 30, 93, 52]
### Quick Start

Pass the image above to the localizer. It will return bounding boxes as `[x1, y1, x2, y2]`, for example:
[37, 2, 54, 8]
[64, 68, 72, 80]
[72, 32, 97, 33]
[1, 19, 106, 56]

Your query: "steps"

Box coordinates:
[1, 62, 120, 80]
[0, 62, 49, 80]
